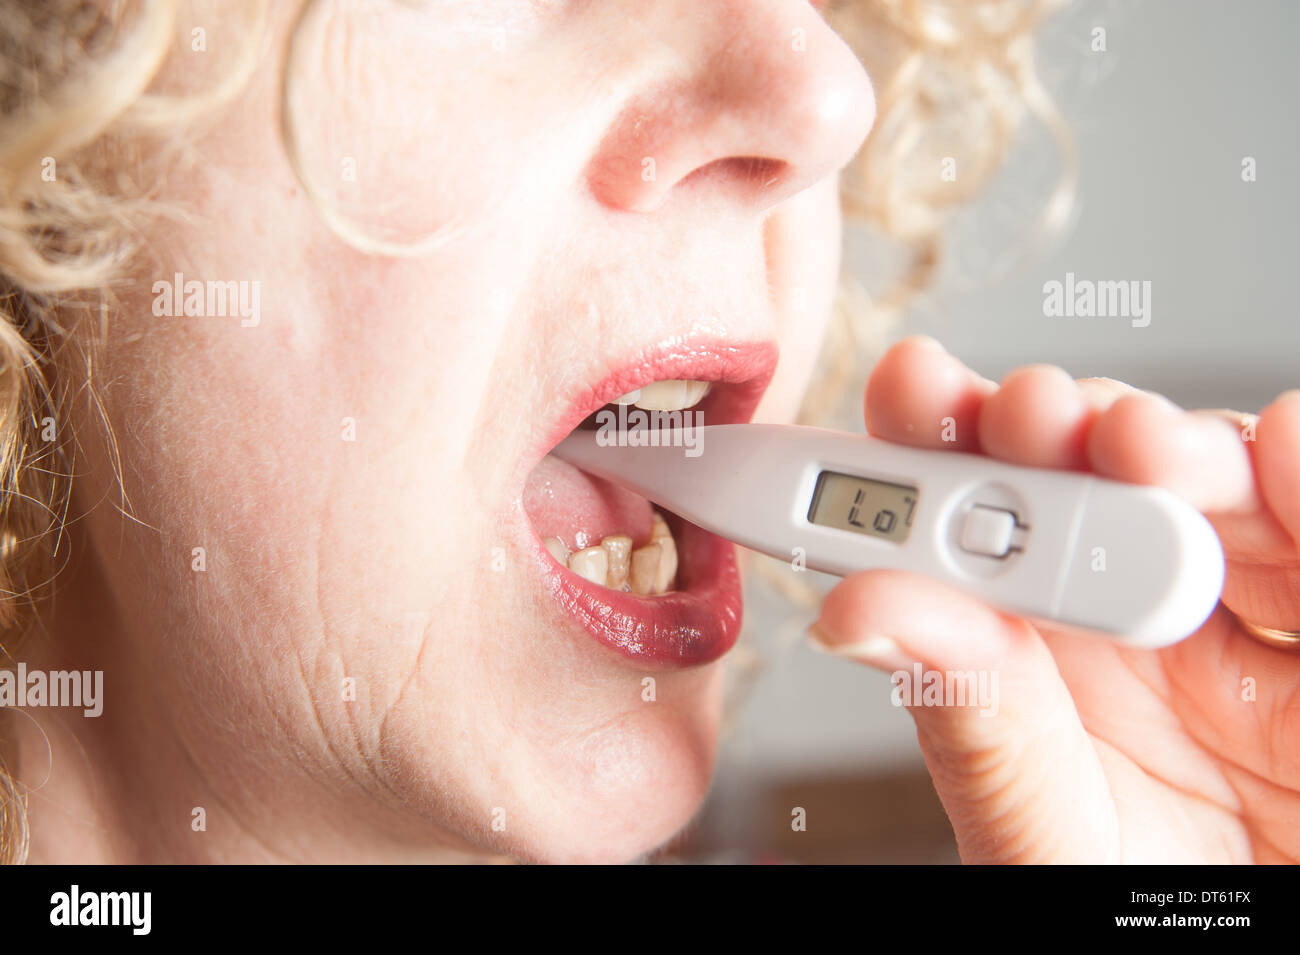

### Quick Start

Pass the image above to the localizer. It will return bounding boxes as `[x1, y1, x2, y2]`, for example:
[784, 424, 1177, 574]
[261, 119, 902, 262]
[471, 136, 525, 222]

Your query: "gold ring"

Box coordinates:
[1236, 616, 1300, 650]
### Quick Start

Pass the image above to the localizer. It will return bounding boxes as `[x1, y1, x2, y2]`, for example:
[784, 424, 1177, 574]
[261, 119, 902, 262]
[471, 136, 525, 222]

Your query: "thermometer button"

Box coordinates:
[959, 505, 1019, 558]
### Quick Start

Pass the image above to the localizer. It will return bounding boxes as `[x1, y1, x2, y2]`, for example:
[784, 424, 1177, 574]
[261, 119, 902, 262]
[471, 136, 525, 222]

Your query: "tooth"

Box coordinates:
[567, 545, 609, 586]
[543, 537, 570, 564]
[601, 535, 632, 590]
[683, 379, 711, 407]
[650, 511, 671, 542]
[652, 533, 677, 594]
[629, 542, 661, 596]
[633, 379, 711, 412]
[612, 388, 641, 406]
[634, 380, 686, 411]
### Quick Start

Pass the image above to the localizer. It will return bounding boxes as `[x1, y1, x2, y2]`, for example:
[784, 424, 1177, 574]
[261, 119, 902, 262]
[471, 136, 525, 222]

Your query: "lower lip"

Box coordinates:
[528, 512, 743, 668]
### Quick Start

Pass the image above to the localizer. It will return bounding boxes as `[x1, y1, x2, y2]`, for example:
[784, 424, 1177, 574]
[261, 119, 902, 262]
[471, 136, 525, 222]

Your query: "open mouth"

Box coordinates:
[522, 340, 778, 668]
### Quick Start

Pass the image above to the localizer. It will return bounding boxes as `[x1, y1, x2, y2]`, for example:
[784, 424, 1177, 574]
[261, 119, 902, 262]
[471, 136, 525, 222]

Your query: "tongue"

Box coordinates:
[525, 454, 654, 552]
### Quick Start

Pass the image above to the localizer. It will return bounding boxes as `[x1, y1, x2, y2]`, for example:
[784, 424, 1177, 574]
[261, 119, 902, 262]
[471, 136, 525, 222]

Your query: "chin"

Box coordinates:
[494, 690, 722, 864]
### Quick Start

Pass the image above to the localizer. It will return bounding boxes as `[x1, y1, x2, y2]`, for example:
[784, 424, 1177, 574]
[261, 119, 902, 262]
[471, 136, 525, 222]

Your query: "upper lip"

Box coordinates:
[524, 334, 781, 475]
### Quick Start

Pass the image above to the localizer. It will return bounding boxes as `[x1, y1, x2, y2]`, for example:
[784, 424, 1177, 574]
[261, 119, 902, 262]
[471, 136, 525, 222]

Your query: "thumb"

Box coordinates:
[809, 569, 1120, 863]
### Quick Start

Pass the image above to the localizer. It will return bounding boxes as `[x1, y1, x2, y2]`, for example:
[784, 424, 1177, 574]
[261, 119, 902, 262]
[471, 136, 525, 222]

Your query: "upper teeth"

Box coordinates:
[612, 379, 710, 412]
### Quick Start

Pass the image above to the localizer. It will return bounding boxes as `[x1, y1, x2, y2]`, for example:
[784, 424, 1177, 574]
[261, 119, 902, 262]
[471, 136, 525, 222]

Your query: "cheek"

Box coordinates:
[755, 175, 845, 424]
[285, 1, 575, 249]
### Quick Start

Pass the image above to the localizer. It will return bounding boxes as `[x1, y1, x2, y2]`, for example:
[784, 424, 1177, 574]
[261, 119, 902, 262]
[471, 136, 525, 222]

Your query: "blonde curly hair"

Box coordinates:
[0, 0, 1072, 863]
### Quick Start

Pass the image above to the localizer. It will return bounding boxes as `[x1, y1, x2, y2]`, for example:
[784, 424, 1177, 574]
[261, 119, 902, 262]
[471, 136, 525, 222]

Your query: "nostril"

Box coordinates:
[730, 156, 790, 190]
[677, 155, 792, 204]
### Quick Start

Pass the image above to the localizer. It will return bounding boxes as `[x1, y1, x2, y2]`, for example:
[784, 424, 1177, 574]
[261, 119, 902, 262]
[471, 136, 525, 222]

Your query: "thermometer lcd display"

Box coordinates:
[808, 471, 917, 544]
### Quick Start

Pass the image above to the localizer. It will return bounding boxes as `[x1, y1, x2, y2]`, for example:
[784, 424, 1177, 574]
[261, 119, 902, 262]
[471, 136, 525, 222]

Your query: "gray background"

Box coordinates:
[692, 0, 1298, 859]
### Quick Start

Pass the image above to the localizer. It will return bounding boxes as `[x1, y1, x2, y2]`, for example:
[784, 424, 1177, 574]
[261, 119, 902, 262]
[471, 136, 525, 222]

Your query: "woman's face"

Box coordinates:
[62, 0, 874, 862]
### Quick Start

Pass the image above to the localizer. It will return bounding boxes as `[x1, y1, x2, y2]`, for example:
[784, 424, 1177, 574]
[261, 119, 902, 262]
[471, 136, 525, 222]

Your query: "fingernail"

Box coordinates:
[806, 624, 912, 671]
[907, 334, 946, 353]
[1141, 389, 1183, 415]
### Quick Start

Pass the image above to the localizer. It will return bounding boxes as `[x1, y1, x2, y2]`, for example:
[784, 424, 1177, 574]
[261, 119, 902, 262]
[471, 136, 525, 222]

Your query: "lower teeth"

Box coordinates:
[544, 511, 678, 595]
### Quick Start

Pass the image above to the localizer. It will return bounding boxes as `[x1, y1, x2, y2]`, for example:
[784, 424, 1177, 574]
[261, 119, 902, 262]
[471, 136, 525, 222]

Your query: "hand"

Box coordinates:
[808, 336, 1300, 863]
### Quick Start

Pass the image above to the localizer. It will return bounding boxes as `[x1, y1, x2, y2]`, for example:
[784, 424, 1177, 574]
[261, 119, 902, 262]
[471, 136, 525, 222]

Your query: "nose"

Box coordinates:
[585, 0, 876, 215]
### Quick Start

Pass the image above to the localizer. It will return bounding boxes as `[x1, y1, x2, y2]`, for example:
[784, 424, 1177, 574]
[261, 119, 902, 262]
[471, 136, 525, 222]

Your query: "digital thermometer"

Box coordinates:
[554, 424, 1225, 648]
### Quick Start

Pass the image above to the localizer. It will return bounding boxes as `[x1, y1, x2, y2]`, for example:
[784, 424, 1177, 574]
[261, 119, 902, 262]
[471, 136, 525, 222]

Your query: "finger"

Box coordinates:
[978, 371, 1184, 470]
[1213, 390, 1300, 630]
[977, 364, 1093, 469]
[1255, 390, 1300, 547]
[1075, 376, 1167, 413]
[809, 570, 1120, 863]
[864, 336, 996, 452]
[1086, 393, 1257, 514]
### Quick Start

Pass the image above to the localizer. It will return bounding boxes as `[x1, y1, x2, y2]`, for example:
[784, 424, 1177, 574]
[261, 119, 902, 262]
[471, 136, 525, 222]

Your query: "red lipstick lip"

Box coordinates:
[525, 338, 779, 471]
[520, 337, 778, 669]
